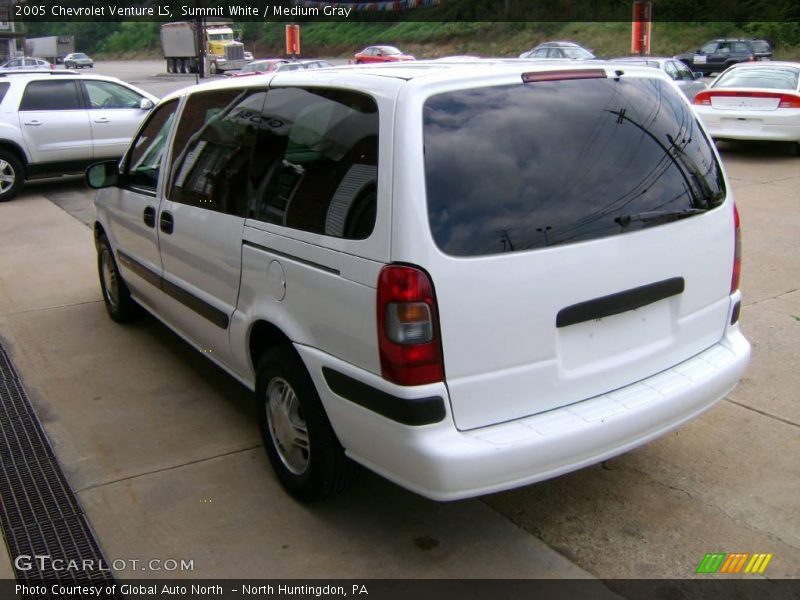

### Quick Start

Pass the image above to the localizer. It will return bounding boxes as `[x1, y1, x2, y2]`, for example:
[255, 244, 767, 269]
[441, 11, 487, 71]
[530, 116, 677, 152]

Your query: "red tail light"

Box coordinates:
[778, 94, 800, 108]
[377, 265, 444, 386]
[694, 90, 800, 108]
[731, 203, 741, 293]
[693, 91, 712, 105]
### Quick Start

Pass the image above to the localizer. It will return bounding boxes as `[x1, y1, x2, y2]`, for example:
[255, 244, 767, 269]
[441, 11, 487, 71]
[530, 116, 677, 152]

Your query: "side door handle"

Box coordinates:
[143, 206, 156, 228]
[160, 211, 174, 234]
[24, 120, 42, 126]
[94, 117, 110, 124]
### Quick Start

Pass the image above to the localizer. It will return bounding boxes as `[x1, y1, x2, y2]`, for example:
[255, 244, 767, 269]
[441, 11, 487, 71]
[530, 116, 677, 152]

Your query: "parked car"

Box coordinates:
[519, 41, 595, 59]
[231, 59, 334, 77]
[0, 71, 157, 202]
[612, 56, 707, 100]
[229, 59, 290, 77]
[87, 61, 749, 502]
[63, 52, 94, 69]
[692, 61, 800, 155]
[675, 39, 770, 76]
[274, 59, 333, 72]
[0, 57, 53, 71]
[354, 46, 414, 63]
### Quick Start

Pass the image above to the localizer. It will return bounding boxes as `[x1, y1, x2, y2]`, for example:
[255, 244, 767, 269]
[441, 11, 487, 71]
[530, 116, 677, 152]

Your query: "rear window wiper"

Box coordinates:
[615, 208, 706, 228]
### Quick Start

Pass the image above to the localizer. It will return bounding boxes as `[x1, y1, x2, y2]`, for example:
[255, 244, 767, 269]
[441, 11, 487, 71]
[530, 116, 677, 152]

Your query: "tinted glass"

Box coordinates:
[125, 100, 179, 191]
[169, 89, 265, 216]
[20, 80, 82, 110]
[700, 42, 719, 53]
[423, 77, 726, 257]
[247, 87, 379, 240]
[714, 67, 799, 90]
[0, 82, 10, 105]
[732, 42, 749, 53]
[562, 47, 594, 59]
[84, 81, 143, 109]
[673, 60, 695, 81]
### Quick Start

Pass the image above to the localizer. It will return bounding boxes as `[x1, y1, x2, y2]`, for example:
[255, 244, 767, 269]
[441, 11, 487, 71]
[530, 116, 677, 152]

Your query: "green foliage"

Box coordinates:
[742, 22, 800, 46]
[21, 22, 120, 55]
[98, 22, 160, 54]
[18, 19, 800, 61]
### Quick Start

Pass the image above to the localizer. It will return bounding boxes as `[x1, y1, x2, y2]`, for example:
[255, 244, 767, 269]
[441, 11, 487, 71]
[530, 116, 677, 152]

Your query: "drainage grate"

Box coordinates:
[0, 342, 122, 598]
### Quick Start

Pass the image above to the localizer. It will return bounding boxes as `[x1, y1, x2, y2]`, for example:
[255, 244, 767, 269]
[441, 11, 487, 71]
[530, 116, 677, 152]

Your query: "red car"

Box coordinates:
[354, 46, 415, 64]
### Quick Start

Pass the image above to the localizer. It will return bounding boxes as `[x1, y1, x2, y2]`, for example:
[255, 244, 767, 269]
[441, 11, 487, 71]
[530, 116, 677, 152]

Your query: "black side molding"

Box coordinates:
[322, 368, 446, 426]
[117, 250, 229, 330]
[556, 277, 685, 328]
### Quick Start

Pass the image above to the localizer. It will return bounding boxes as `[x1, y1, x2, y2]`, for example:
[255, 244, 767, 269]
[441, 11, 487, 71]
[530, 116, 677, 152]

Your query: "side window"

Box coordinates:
[733, 42, 749, 53]
[168, 88, 265, 217]
[718, 43, 731, 54]
[663, 61, 679, 80]
[700, 42, 718, 53]
[19, 80, 82, 111]
[248, 87, 379, 240]
[0, 82, 10, 105]
[124, 100, 179, 192]
[673, 61, 694, 81]
[84, 81, 143, 109]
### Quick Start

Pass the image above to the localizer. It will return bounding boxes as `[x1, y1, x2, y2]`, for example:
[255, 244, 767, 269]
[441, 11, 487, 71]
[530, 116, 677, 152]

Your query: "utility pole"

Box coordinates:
[195, 16, 205, 80]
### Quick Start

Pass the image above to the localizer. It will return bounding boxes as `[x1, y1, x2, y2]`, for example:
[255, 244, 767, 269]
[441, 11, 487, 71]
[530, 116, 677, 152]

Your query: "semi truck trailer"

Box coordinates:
[160, 21, 249, 74]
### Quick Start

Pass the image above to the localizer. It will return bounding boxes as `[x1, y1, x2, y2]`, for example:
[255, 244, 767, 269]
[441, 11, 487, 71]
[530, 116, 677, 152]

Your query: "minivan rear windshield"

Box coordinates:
[423, 76, 726, 257]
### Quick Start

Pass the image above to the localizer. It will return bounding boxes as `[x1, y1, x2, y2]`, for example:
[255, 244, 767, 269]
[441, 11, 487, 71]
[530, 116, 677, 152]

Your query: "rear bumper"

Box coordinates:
[298, 326, 750, 501]
[695, 107, 800, 142]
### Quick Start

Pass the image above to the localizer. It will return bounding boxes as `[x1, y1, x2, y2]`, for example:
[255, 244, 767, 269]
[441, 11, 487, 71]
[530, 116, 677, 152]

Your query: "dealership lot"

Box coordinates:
[0, 61, 798, 580]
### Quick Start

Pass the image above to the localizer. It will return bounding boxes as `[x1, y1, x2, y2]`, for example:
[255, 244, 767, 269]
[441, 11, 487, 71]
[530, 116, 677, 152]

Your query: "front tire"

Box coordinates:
[0, 149, 24, 202]
[256, 347, 355, 501]
[97, 235, 139, 323]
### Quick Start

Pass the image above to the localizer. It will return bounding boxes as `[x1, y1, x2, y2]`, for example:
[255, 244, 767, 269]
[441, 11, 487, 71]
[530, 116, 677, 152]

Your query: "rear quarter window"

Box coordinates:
[246, 87, 379, 240]
[423, 75, 726, 257]
[0, 82, 9, 105]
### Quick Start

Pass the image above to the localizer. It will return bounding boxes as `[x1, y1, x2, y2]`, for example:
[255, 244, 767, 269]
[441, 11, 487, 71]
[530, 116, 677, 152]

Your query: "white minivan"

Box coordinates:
[88, 61, 750, 501]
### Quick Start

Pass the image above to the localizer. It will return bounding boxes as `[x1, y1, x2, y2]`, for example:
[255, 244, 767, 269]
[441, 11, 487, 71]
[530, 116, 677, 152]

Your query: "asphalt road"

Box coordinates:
[25, 59, 800, 580]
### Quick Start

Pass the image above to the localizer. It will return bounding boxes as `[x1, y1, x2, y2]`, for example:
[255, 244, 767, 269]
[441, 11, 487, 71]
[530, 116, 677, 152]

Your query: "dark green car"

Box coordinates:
[675, 39, 772, 76]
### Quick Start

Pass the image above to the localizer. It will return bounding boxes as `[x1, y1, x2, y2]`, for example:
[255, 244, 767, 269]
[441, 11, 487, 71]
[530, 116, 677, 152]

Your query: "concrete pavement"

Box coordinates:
[0, 195, 597, 581]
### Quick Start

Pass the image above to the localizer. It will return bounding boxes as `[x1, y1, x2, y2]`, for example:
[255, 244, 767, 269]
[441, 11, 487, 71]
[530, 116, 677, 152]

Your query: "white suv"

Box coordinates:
[0, 71, 156, 202]
[88, 61, 751, 502]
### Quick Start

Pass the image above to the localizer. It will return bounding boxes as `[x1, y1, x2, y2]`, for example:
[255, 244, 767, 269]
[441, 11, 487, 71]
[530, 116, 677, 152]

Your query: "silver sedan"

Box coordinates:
[612, 56, 708, 101]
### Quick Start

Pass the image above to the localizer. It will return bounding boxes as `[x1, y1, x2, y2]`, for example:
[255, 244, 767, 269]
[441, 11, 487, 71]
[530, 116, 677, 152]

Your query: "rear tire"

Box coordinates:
[97, 235, 140, 323]
[0, 149, 24, 203]
[256, 346, 356, 502]
[794, 142, 800, 157]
